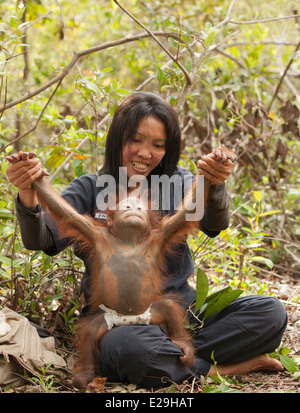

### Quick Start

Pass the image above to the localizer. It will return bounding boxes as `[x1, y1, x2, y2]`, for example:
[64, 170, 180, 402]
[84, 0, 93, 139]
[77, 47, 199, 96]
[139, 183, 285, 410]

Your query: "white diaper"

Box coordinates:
[99, 304, 152, 330]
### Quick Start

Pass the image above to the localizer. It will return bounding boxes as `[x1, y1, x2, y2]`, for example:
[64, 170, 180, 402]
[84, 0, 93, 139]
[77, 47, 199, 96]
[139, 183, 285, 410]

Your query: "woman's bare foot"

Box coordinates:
[207, 354, 284, 377]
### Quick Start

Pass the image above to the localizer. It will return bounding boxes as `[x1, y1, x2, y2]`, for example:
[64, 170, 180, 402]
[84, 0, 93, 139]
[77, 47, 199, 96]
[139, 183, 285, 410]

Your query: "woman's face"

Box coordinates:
[122, 116, 167, 179]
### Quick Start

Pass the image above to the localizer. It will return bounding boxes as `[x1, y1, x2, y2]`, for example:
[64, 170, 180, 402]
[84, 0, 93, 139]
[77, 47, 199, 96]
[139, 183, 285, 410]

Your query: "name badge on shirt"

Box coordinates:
[94, 210, 108, 221]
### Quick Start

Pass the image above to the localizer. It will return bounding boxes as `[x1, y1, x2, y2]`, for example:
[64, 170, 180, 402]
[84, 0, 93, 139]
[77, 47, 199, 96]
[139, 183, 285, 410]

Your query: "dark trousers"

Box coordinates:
[98, 289, 288, 388]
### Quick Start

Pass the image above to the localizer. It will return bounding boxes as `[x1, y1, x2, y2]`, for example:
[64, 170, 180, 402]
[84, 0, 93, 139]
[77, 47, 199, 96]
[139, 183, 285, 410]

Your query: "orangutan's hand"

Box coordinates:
[197, 147, 236, 185]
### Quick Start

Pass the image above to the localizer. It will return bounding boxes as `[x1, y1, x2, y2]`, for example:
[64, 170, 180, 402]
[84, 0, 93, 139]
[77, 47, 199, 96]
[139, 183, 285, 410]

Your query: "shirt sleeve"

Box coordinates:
[175, 167, 231, 237]
[15, 196, 55, 251]
[15, 174, 96, 256]
[200, 182, 230, 237]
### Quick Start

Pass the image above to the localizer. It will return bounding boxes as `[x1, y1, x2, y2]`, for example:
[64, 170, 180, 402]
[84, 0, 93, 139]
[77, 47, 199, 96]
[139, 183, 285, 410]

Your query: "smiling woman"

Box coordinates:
[101, 92, 181, 181]
[122, 116, 167, 178]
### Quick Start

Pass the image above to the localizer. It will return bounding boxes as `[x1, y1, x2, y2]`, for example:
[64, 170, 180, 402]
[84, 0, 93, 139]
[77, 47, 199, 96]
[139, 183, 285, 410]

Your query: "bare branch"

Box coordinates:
[55, 0, 83, 78]
[267, 40, 300, 111]
[215, 0, 237, 28]
[229, 14, 300, 25]
[0, 31, 190, 114]
[226, 40, 299, 47]
[0, 52, 79, 113]
[1, 78, 63, 152]
[215, 47, 248, 70]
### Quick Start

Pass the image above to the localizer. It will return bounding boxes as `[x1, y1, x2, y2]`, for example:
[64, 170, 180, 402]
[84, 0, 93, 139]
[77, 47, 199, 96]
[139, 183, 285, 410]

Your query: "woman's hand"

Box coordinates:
[6, 151, 48, 208]
[197, 147, 236, 185]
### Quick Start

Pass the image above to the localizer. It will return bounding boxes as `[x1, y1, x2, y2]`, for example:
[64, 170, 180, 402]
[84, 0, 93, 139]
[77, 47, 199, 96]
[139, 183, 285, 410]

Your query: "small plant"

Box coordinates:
[188, 190, 283, 296]
[29, 363, 57, 393]
[188, 268, 243, 333]
[269, 347, 299, 375]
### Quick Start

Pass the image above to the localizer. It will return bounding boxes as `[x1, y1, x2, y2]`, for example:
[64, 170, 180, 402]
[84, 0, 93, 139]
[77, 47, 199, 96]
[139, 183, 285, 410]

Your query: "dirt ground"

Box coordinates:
[1, 268, 299, 394]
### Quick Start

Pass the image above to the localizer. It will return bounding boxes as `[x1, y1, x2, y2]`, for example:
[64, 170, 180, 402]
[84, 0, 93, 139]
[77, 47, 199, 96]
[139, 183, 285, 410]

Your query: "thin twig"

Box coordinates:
[215, 47, 248, 70]
[276, 39, 300, 106]
[0, 75, 8, 121]
[229, 14, 300, 25]
[267, 40, 300, 111]
[215, 0, 237, 28]
[2, 78, 63, 151]
[112, 0, 192, 84]
[55, 0, 83, 78]
[227, 40, 298, 47]
[136, 38, 197, 92]
[176, 31, 239, 114]
[176, 9, 183, 62]
[18, 11, 52, 31]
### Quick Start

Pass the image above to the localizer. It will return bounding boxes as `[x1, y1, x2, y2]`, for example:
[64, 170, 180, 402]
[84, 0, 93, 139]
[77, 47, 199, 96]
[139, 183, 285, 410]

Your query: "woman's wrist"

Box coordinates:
[18, 188, 39, 208]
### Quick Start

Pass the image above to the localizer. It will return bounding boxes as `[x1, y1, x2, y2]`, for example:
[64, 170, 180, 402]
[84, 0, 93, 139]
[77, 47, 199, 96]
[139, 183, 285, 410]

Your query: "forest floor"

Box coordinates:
[3, 269, 299, 395]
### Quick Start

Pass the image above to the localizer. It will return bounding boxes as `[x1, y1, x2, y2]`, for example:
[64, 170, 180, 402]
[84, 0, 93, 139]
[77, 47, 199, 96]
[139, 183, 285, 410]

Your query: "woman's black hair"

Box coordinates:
[100, 92, 181, 182]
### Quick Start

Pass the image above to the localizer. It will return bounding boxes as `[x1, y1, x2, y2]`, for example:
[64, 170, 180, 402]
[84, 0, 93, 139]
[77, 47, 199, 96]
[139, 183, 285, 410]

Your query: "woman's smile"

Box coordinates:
[131, 160, 150, 173]
[122, 116, 167, 178]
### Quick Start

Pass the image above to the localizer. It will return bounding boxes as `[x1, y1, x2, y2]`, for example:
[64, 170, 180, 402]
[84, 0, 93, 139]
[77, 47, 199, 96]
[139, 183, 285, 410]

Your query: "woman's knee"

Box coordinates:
[98, 324, 168, 384]
[239, 295, 288, 349]
[256, 295, 287, 331]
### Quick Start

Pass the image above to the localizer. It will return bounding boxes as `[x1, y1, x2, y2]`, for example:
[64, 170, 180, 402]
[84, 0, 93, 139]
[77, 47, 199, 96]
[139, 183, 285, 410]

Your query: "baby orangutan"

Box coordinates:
[6, 148, 236, 389]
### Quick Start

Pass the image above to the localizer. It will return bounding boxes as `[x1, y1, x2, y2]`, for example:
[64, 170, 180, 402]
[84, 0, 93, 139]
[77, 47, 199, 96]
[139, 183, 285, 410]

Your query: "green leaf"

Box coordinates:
[252, 256, 274, 269]
[279, 355, 298, 373]
[204, 286, 232, 304]
[156, 65, 167, 86]
[0, 267, 11, 280]
[64, 119, 74, 130]
[78, 79, 102, 96]
[252, 190, 262, 202]
[10, 16, 18, 29]
[203, 288, 243, 319]
[180, 154, 197, 173]
[167, 384, 176, 393]
[0, 29, 6, 41]
[30, 251, 42, 262]
[204, 29, 219, 47]
[23, 261, 32, 277]
[84, 115, 91, 129]
[0, 208, 15, 219]
[115, 88, 130, 96]
[85, 80, 101, 95]
[258, 210, 281, 217]
[67, 305, 79, 320]
[195, 268, 209, 312]
[101, 67, 113, 73]
[0, 256, 12, 266]
[279, 346, 291, 356]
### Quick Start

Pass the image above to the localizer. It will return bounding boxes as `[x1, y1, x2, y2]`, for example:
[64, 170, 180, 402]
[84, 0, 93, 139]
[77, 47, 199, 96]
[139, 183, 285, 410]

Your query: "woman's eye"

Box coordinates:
[132, 137, 142, 143]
